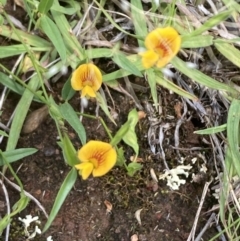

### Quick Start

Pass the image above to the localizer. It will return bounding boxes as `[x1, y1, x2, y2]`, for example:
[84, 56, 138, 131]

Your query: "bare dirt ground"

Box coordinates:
[0, 1, 222, 241]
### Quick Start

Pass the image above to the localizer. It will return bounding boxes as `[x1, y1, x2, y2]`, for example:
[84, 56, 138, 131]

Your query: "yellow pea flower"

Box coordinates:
[140, 27, 181, 69]
[71, 63, 102, 98]
[75, 141, 117, 180]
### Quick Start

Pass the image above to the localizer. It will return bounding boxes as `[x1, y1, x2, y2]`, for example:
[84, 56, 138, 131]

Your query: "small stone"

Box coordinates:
[43, 146, 55, 157]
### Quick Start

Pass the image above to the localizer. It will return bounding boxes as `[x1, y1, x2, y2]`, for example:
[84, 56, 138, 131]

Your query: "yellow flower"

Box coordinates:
[71, 63, 102, 98]
[75, 141, 117, 180]
[140, 27, 181, 69]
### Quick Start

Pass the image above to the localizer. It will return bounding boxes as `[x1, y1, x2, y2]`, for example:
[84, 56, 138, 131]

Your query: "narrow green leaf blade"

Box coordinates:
[182, 35, 213, 48]
[61, 78, 75, 101]
[0, 148, 38, 166]
[112, 52, 142, 77]
[39, 15, 66, 62]
[171, 57, 239, 96]
[0, 45, 26, 58]
[194, 124, 227, 135]
[146, 69, 158, 108]
[61, 133, 79, 167]
[59, 102, 86, 145]
[214, 41, 240, 68]
[130, 0, 148, 47]
[227, 99, 240, 177]
[155, 70, 198, 100]
[42, 167, 77, 233]
[38, 0, 54, 14]
[6, 76, 39, 151]
[189, 10, 233, 36]
[0, 72, 25, 95]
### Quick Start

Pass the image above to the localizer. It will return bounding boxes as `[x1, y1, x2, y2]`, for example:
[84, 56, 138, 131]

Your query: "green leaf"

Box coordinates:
[182, 35, 213, 48]
[50, 1, 83, 57]
[0, 0, 7, 6]
[0, 148, 38, 166]
[127, 162, 142, 176]
[59, 102, 86, 145]
[189, 10, 233, 36]
[227, 99, 240, 177]
[112, 51, 142, 77]
[51, 0, 80, 15]
[171, 57, 239, 97]
[0, 193, 30, 235]
[122, 109, 139, 156]
[0, 72, 25, 95]
[61, 133, 79, 167]
[111, 109, 139, 156]
[0, 45, 27, 58]
[61, 78, 75, 101]
[6, 75, 40, 151]
[111, 122, 130, 147]
[123, 129, 139, 156]
[0, 26, 52, 48]
[38, 15, 66, 62]
[96, 92, 117, 125]
[0, 130, 8, 137]
[38, 0, 54, 14]
[214, 41, 240, 68]
[12, 193, 30, 214]
[146, 69, 158, 109]
[42, 167, 77, 233]
[103, 55, 143, 82]
[130, 0, 148, 47]
[155, 70, 198, 100]
[194, 124, 227, 135]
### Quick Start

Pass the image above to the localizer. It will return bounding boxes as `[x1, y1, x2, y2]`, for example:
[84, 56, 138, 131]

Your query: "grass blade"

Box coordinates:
[0, 148, 38, 166]
[59, 102, 86, 145]
[155, 70, 198, 100]
[189, 10, 232, 36]
[130, 0, 148, 47]
[42, 167, 77, 233]
[227, 99, 240, 177]
[6, 76, 40, 151]
[112, 51, 142, 77]
[194, 124, 227, 135]
[38, 0, 54, 14]
[214, 41, 240, 68]
[38, 14, 66, 62]
[171, 56, 239, 96]
[182, 35, 213, 48]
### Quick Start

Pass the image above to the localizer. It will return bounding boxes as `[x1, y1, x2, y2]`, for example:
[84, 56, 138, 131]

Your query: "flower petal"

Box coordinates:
[71, 63, 102, 95]
[145, 27, 181, 51]
[140, 50, 159, 69]
[156, 56, 173, 68]
[77, 141, 117, 177]
[71, 65, 87, 91]
[75, 162, 94, 180]
[143, 27, 181, 68]
[92, 147, 117, 177]
[81, 85, 96, 98]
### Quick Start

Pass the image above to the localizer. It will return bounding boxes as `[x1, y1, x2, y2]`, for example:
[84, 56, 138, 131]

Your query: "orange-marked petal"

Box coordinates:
[77, 141, 117, 179]
[71, 63, 102, 97]
[92, 147, 117, 177]
[142, 27, 181, 68]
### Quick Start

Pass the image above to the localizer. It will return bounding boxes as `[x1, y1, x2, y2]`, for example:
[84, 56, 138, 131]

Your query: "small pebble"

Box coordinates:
[43, 146, 55, 157]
